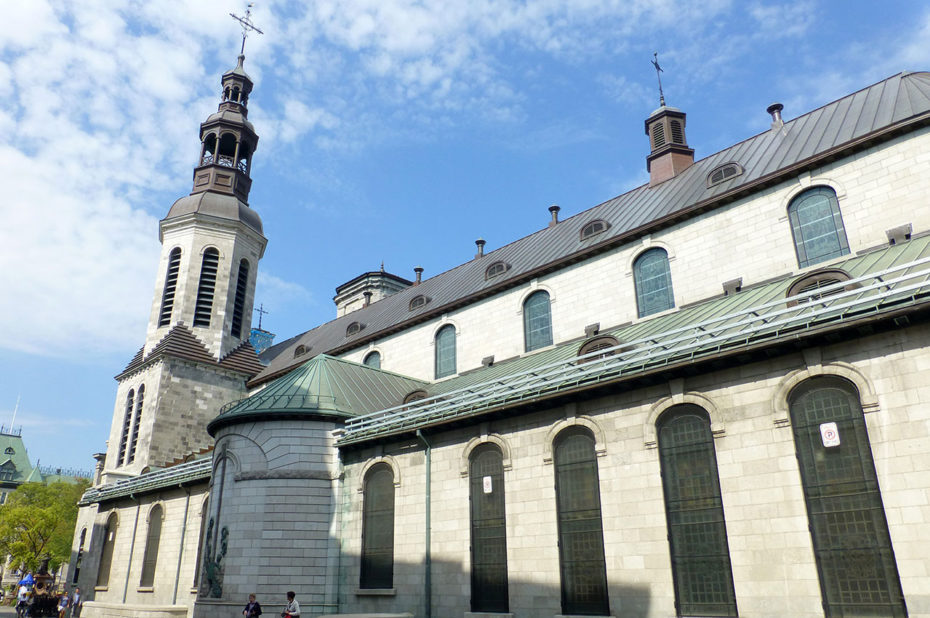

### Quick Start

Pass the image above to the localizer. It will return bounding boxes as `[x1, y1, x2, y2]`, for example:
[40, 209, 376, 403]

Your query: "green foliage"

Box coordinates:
[0, 481, 89, 572]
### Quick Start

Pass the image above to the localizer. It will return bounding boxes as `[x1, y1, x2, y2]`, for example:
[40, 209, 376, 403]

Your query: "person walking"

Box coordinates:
[15, 584, 28, 618]
[69, 588, 82, 618]
[281, 591, 299, 618]
[243, 594, 262, 618]
[57, 592, 69, 618]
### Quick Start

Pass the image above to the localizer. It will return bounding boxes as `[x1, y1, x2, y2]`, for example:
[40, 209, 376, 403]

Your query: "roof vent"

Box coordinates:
[549, 205, 560, 227]
[481, 355, 495, 367]
[414, 266, 424, 285]
[767, 103, 784, 130]
[722, 278, 742, 296]
[584, 323, 600, 338]
[886, 223, 912, 245]
[475, 238, 486, 258]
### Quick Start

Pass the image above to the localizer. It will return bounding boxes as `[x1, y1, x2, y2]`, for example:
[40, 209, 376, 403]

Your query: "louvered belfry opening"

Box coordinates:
[118, 389, 134, 465]
[193, 248, 220, 327]
[231, 259, 250, 338]
[158, 248, 182, 327]
[469, 444, 509, 613]
[128, 384, 144, 464]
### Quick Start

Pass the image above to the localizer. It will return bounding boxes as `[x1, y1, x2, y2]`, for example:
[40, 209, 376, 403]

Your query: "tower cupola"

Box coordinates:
[645, 105, 694, 186]
[192, 54, 259, 203]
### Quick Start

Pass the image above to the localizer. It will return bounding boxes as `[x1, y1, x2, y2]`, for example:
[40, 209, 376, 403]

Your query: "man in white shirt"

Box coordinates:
[282, 591, 299, 618]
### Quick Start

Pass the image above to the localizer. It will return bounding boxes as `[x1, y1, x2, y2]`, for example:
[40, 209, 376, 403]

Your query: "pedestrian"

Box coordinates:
[281, 591, 299, 618]
[70, 587, 82, 618]
[15, 584, 28, 618]
[57, 591, 69, 618]
[243, 593, 262, 618]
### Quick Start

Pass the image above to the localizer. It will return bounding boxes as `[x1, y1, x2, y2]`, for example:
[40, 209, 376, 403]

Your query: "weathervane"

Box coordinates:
[230, 3, 264, 55]
[651, 52, 666, 107]
[254, 303, 269, 330]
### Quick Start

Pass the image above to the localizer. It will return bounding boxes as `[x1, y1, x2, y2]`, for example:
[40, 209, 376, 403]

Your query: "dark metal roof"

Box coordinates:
[253, 71, 930, 387]
[164, 191, 263, 234]
[117, 325, 265, 380]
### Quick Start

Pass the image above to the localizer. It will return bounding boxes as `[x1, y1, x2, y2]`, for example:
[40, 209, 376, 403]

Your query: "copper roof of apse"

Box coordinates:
[252, 71, 930, 386]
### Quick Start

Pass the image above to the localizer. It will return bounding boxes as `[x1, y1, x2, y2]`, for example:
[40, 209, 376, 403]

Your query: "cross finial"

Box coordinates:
[230, 3, 264, 56]
[651, 52, 666, 107]
[254, 303, 269, 330]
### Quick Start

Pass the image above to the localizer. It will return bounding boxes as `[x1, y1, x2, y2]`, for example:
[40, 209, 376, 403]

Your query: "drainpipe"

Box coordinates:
[415, 430, 432, 618]
[123, 496, 141, 603]
[172, 487, 192, 604]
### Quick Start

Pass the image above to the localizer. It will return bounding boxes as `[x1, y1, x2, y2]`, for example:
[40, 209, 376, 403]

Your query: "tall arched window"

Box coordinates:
[435, 325, 456, 379]
[361, 464, 395, 589]
[634, 248, 675, 318]
[193, 248, 220, 327]
[72, 528, 86, 584]
[193, 497, 209, 587]
[363, 351, 381, 369]
[788, 186, 850, 268]
[553, 427, 609, 615]
[140, 504, 163, 587]
[657, 406, 738, 617]
[128, 384, 144, 464]
[523, 290, 553, 352]
[158, 248, 182, 327]
[96, 513, 118, 588]
[469, 444, 509, 613]
[230, 259, 250, 338]
[117, 389, 134, 465]
[789, 377, 906, 616]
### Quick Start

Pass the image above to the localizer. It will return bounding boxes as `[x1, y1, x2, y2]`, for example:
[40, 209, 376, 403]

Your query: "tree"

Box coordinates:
[0, 481, 89, 572]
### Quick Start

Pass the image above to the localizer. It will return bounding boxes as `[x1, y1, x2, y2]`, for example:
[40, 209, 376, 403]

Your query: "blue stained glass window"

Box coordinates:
[435, 325, 456, 378]
[523, 291, 553, 352]
[788, 187, 850, 268]
[634, 248, 675, 318]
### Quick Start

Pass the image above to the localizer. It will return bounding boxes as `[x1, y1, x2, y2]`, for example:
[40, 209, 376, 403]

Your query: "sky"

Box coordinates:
[1, 0, 929, 473]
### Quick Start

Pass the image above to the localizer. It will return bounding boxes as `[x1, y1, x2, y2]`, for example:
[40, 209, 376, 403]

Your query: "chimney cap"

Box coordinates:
[766, 102, 784, 115]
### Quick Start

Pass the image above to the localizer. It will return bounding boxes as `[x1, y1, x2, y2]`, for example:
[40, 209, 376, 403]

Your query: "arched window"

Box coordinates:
[485, 261, 511, 280]
[657, 406, 738, 616]
[580, 219, 610, 241]
[230, 259, 249, 338]
[435, 325, 456, 379]
[553, 427, 609, 616]
[634, 248, 675, 318]
[193, 248, 220, 327]
[363, 351, 381, 369]
[788, 377, 906, 616]
[523, 291, 553, 352]
[577, 335, 620, 363]
[294, 345, 308, 358]
[72, 528, 86, 584]
[140, 504, 163, 587]
[96, 513, 118, 588]
[158, 248, 182, 327]
[127, 385, 144, 465]
[346, 321, 364, 337]
[469, 444, 509, 613]
[409, 295, 430, 311]
[193, 497, 209, 587]
[118, 389, 134, 465]
[361, 464, 395, 589]
[788, 186, 850, 268]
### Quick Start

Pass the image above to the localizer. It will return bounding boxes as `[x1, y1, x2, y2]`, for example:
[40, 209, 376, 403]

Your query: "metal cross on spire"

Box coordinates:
[230, 3, 264, 56]
[254, 303, 269, 330]
[651, 52, 666, 107]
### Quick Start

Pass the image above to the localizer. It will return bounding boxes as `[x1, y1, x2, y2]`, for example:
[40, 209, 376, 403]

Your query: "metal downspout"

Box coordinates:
[172, 487, 192, 604]
[416, 430, 431, 618]
[123, 496, 141, 603]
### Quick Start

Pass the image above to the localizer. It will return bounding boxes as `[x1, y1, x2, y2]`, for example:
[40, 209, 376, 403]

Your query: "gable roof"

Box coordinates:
[0, 433, 36, 484]
[117, 325, 265, 380]
[253, 71, 930, 387]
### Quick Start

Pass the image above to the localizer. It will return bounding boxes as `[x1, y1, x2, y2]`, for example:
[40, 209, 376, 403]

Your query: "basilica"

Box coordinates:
[68, 47, 930, 618]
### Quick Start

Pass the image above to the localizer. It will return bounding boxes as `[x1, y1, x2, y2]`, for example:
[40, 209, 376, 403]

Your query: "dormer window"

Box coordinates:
[404, 390, 428, 404]
[707, 163, 744, 187]
[3, 447, 13, 455]
[580, 220, 610, 241]
[409, 295, 430, 311]
[485, 261, 511, 280]
[346, 322, 364, 337]
[294, 345, 309, 358]
[578, 336, 621, 362]
[786, 269, 855, 307]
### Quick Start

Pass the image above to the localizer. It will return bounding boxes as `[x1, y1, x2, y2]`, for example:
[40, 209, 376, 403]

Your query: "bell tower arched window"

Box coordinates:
[634, 247, 675, 317]
[117, 389, 134, 465]
[523, 290, 553, 352]
[193, 248, 220, 327]
[361, 464, 395, 589]
[231, 259, 250, 338]
[128, 384, 144, 464]
[158, 248, 182, 327]
[788, 186, 850, 268]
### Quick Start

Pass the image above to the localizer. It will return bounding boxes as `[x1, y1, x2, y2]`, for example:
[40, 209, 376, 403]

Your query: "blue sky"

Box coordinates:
[2, 0, 929, 472]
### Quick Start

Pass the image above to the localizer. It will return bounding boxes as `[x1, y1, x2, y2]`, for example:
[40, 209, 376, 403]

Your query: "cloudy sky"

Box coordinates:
[1, 0, 929, 472]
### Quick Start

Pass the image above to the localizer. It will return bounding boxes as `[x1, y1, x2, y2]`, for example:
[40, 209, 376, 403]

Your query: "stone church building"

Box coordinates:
[69, 48, 930, 618]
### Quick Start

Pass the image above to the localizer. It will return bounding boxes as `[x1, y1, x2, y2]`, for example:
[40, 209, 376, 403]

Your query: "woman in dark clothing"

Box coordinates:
[243, 594, 262, 618]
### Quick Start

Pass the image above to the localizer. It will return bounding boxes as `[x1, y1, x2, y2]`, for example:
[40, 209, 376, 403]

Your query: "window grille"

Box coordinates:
[523, 291, 553, 352]
[653, 123, 666, 148]
[118, 389, 134, 465]
[361, 464, 395, 589]
[158, 248, 182, 327]
[670, 119, 684, 144]
[580, 220, 609, 241]
[363, 351, 381, 369]
[140, 505, 163, 587]
[554, 428, 609, 616]
[435, 325, 457, 378]
[231, 259, 249, 338]
[193, 248, 220, 327]
[97, 513, 118, 587]
[485, 261, 511, 280]
[128, 385, 144, 464]
[658, 406, 738, 617]
[470, 444, 509, 612]
[634, 248, 675, 317]
[789, 377, 907, 616]
[788, 187, 850, 268]
[707, 163, 743, 186]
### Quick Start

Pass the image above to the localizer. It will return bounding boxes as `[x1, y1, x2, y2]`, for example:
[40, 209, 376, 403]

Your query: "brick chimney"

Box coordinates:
[645, 106, 694, 186]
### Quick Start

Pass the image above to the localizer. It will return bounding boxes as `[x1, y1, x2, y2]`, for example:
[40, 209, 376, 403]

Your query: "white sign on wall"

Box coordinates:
[483, 476, 493, 494]
[820, 422, 841, 448]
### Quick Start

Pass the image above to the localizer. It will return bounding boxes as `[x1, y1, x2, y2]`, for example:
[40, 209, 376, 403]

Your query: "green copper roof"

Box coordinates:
[0, 432, 37, 484]
[209, 354, 427, 433]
